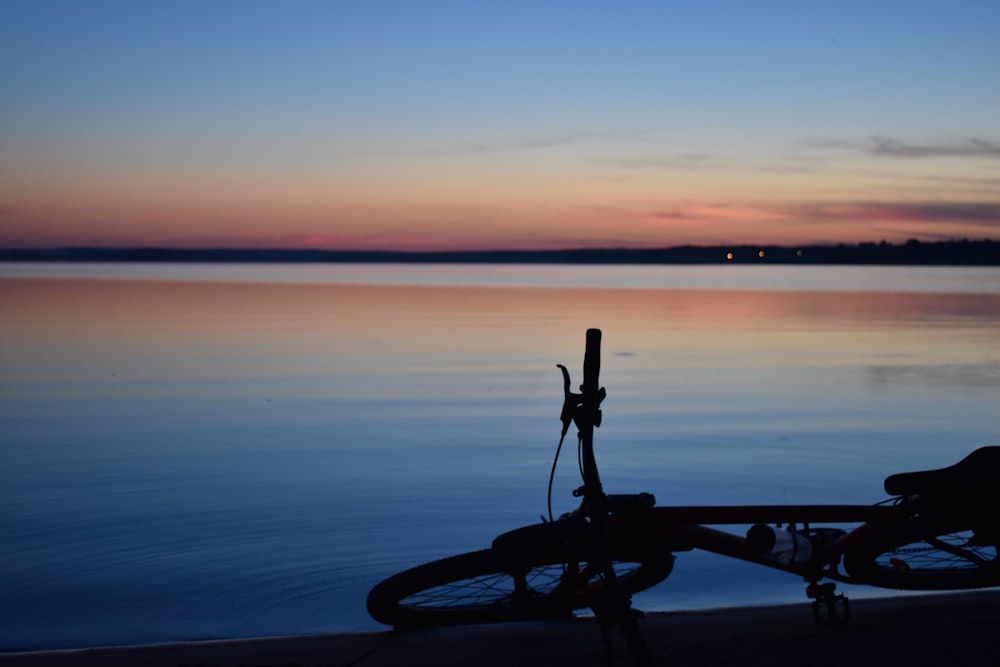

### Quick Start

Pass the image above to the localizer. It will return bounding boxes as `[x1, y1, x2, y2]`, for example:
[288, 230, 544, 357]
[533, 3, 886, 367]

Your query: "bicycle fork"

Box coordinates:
[562, 328, 652, 666]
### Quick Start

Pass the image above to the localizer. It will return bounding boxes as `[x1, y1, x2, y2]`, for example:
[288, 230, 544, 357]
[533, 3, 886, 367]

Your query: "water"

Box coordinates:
[2, 263, 999, 651]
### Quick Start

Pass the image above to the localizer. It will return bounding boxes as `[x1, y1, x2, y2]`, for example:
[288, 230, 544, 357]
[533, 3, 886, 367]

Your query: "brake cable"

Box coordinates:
[548, 363, 583, 523]
[547, 430, 567, 524]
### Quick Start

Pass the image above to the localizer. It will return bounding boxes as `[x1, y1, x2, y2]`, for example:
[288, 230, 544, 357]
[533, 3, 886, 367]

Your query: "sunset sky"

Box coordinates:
[2, 1, 999, 251]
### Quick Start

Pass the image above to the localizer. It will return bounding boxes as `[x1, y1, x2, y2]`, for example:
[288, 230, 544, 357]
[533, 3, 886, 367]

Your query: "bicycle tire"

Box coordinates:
[844, 519, 1000, 590]
[367, 547, 672, 628]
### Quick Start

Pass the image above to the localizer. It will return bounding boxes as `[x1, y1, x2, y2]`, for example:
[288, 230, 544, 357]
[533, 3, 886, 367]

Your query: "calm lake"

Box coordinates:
[2, 263, 999, 651]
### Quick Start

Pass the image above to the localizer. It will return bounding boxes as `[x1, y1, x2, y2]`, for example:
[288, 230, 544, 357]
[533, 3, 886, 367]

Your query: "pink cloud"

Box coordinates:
[783, 202, 1000, 226]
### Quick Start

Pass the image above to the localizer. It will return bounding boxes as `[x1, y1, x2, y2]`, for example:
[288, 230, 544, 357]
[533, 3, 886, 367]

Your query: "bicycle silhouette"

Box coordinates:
[368, 329, 999, 660]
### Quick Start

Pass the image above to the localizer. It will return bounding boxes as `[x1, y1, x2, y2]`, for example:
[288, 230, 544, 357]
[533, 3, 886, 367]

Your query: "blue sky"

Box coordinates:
[2, 1, 999, 249]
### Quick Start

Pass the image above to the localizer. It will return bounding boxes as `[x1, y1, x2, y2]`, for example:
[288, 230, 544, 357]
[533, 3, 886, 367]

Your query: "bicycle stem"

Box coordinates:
[560, 328, 607, 503]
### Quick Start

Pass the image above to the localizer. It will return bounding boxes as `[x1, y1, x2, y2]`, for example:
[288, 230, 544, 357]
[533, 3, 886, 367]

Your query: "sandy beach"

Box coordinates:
[2, 590, 997, 666]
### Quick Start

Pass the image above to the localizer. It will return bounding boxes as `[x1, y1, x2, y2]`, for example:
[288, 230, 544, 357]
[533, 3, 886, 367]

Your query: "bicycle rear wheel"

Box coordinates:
[367, 547, 672, 628]
[844, 519, 1000, 590]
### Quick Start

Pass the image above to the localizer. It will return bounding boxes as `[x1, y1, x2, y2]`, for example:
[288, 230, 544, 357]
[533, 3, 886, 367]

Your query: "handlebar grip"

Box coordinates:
[582, 328, 602, 393]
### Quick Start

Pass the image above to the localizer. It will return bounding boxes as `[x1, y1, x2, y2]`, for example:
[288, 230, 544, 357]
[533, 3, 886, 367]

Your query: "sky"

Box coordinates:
[2, 1, 999, 251]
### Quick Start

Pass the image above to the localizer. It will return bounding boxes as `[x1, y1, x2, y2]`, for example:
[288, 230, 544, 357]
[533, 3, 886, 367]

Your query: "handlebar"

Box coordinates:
[558, 328, 606, 436]
[556, 328, 606, 500]
[583, 328, 601, 394]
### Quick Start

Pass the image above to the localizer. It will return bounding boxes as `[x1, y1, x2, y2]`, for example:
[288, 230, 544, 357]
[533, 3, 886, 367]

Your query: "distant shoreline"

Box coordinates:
[1, 239, 997, 265]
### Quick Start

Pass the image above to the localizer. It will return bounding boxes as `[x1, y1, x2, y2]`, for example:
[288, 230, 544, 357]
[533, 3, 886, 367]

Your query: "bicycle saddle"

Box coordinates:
[883, 446, 1000, 496]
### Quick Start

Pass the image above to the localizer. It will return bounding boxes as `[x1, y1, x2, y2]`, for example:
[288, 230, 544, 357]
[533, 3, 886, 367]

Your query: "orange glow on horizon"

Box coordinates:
[3, 195, 997, 251]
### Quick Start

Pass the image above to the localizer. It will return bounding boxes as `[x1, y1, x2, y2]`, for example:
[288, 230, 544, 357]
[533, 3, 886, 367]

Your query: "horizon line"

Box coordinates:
[1, 239, 997, 266]
[2, 237, 999, 254]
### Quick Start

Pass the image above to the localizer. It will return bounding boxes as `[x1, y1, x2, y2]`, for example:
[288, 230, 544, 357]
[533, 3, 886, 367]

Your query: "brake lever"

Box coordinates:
[557, 363, 580, 436]
[557, 363, 607, 436]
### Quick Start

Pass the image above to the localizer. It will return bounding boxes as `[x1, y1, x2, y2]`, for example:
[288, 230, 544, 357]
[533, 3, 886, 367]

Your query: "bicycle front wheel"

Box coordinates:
[367, 547, 671, 628]
[844, 519, 1000, 590]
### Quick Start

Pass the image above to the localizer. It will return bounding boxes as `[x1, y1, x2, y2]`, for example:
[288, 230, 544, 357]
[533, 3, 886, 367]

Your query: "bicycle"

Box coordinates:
[367, 329, 999, 646]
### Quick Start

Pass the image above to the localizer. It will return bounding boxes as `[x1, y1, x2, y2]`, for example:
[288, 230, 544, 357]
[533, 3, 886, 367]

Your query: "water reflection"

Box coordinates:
[869, 363, 1000, 391]
[4, 262, 1000, 294]
[2, 266, 999, 650]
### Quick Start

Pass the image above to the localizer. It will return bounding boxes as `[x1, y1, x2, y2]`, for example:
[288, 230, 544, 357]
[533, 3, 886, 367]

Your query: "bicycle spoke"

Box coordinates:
[403, 573, 515, 606]
[879, 530, 997, 572]
[925, 535, 989, 566]
[397, 561, 644, 610]
[400, 565, 562, 608]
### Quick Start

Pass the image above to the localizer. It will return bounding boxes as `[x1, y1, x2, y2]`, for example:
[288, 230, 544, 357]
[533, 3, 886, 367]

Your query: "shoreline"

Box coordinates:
[3, 589, 998, 666]
[2, 239, 998, 266]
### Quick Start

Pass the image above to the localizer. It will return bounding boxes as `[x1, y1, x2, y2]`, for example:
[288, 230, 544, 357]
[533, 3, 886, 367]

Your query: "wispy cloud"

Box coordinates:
[869, 136, 1000, 158]
[322, 129, 655, 160]
[317, 137, 567, 161]
[786, 202, 1000, 225]
[601, 135, 1000, 175]
[646, 203, 792, 222]
[596, 153, 721, 171]
[638, 201, 1000, 228]
[393, 134, 587, 157]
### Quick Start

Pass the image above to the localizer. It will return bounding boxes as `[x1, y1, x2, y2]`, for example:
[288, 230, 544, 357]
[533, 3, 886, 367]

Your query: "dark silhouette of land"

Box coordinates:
[1, 238, 997, 265]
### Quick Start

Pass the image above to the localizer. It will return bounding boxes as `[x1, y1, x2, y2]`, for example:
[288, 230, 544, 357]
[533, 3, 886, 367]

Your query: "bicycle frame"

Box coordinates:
[632, 503, 901, 583]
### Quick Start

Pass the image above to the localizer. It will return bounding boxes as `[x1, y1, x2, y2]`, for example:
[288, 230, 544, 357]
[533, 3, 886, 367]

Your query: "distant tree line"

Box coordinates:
[1, 238, 997, 265]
